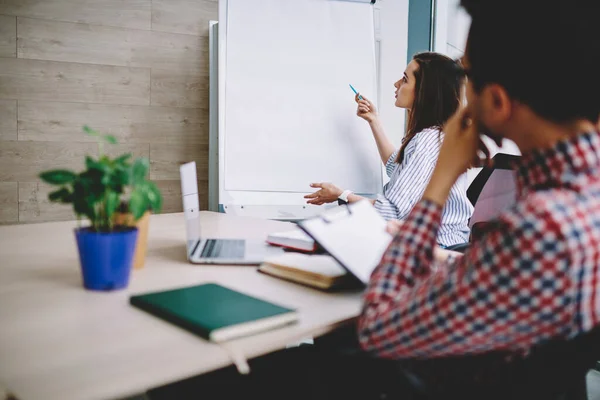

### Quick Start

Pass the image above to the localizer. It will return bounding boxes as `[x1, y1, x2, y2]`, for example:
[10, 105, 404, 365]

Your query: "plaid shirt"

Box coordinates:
[359, 131, 600, 359]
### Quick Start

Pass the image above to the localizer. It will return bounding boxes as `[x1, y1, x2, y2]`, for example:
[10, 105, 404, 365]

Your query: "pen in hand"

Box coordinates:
[349, 84, 364, 100]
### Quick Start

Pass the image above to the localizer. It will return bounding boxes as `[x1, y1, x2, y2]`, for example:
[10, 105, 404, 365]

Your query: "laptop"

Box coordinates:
[180, 162, 284, 265]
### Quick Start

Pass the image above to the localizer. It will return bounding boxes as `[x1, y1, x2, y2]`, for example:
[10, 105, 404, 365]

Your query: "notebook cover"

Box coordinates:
[258, 264, 359, 291]
[130, 283, 295, 341]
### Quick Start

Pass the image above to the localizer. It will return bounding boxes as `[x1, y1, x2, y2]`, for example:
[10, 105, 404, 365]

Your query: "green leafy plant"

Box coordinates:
[39, 126, 162, 232]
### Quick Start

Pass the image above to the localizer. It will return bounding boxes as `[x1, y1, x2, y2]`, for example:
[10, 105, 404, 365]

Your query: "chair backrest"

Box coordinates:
[446, 154, 520, 252]
[467, 153, 520, 205]
[467, 153, 519, 234]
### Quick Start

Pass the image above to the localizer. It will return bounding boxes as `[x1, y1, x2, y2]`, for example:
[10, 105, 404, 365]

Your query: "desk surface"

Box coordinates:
[0, 212, 362, 400]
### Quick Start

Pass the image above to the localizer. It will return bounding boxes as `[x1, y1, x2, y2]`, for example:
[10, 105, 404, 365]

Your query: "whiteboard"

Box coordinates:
[221, 0, 382, 198]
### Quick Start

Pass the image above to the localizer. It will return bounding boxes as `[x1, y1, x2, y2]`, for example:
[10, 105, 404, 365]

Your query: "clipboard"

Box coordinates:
[297, 200, 392, 286]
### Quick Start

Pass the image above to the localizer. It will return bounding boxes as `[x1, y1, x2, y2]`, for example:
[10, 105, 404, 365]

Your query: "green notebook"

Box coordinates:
[130, 283, 298, 342]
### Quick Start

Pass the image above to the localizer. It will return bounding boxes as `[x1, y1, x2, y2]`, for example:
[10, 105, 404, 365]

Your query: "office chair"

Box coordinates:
[400, 326, 600, 400]
[445, 153, 520, 253]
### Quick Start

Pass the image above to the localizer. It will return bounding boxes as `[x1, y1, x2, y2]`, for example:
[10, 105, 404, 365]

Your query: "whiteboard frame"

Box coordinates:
[211, 0, 384, 220]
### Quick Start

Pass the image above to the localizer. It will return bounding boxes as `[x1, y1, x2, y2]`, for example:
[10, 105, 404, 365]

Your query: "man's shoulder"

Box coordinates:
[501, 191, 566, 227]
[495, 188, 594, 243]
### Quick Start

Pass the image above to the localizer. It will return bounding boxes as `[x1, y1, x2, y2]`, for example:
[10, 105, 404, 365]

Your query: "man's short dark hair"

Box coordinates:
[460, 0, 600, 124]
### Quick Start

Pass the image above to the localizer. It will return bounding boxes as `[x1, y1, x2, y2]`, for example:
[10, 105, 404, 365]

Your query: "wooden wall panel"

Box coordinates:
[18, 101, 208, 145]
[102, 143, 150, 161]
[18, 182, 75, 223]
[155, 180, 208, 214]
[0, 100, 17, 141]
[1, 0, 213, 223]
[152, 0, 218, 36]
[0, 142, 95, 182]
[155, 180, 182, 214]
[146, 32, 208, 75]
[17, 18, 208, 74]
[151, 71, 209, 108]
[0, 182, 18, 224]
[0, 59, 150, 105]
[0, 15, 16, 58]
[149, 143, 208, 180]
[0, 0, 151, 30]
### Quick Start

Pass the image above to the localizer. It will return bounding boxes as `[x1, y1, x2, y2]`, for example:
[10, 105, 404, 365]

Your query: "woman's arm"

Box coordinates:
[356, 95, 396, 165]
[304, 183, 375, 205]
[367, 118, 396, 165]
[348, 193, 376, 205]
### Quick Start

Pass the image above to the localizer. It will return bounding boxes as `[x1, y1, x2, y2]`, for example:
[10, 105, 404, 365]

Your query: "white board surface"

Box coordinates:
[224, 0, 381, 194]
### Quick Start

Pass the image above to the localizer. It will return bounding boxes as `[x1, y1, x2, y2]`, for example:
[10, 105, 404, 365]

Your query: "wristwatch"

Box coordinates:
[337, 189, 353, 205]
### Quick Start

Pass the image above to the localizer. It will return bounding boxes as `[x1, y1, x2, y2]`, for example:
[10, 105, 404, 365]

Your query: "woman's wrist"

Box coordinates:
[347, 193, 364, 203]
[368, 116, 381, 126]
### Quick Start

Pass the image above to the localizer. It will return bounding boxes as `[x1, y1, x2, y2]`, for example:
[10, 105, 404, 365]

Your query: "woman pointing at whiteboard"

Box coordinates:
[305, 52, 473, 247]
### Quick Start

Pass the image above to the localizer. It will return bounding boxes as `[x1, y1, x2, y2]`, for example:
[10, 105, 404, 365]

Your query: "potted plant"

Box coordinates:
[113, 161, 161, 270]
[39, 126, 162, 291]
[113, 203, 152, 270]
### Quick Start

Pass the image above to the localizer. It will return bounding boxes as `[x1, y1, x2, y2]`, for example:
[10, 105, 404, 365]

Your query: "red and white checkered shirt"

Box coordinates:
[358, 130, 600, 359]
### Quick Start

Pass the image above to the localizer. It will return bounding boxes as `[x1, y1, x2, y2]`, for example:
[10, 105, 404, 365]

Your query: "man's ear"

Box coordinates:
[481, 83, 512, 123]
[480, 83, 512, 126]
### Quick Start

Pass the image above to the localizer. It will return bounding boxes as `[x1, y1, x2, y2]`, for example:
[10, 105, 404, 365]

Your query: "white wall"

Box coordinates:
[434, 0, 470, 59]
[434, 0, 520, 183]
[376, 0, 410, 149]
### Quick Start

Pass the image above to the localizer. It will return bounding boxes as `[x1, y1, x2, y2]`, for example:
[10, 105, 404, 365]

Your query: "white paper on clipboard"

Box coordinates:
[298, 200, 392, 284]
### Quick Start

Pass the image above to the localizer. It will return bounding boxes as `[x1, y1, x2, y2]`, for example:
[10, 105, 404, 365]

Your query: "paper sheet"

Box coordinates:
[300, 201, 392, 284]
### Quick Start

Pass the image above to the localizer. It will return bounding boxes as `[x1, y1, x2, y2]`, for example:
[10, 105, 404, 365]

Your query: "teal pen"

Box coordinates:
[349, 84, 364, 100]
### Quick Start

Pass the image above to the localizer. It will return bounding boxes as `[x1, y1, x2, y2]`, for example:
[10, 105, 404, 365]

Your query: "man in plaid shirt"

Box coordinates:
[358, 0, 600, 395]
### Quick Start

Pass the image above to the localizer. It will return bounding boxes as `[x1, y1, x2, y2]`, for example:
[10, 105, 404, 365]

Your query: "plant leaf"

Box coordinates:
[83, 125, 98, 136]
[85, 156, 101, 170]
[48, 187, 71, 203]
[145, 181, 163, 213]
[39, 170, 77, 185]
[78, 170, 107, 203]
[131, 158, 149, 185]
[129, 189, 147, 220]
[110, 162, 130, 188]
[114, 153, 132, 166]
[73, 181, 96, 222]
[104, 135, 117, 145]
[104, 191, 119, 221]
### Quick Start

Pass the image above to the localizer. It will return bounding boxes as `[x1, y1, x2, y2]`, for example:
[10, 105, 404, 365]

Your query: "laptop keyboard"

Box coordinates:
[200, 239, 246, 259]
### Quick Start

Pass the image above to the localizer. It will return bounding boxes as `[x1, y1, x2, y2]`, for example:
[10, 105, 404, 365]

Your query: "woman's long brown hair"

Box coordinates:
[396, 52, 465, 163]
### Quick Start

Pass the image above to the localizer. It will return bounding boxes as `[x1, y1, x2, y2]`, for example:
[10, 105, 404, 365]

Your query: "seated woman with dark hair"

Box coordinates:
[305, 52, 473, 247]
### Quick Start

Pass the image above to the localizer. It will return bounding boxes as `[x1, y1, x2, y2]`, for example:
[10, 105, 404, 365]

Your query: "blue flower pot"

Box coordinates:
[74, 227, 138, 291]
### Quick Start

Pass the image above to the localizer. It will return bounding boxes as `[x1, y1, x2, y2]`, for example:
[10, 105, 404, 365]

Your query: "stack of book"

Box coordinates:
[258, 253, 350, 290]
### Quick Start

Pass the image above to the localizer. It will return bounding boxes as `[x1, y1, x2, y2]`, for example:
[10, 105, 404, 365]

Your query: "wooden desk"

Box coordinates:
[0, 212, 362, 400]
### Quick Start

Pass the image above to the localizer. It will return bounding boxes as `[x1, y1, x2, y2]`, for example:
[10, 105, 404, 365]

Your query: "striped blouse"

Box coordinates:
[373, 127, 473, 247]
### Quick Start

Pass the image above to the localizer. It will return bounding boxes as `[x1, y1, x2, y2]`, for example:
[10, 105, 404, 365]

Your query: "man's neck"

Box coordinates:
[510, 115, 596, 154]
